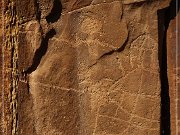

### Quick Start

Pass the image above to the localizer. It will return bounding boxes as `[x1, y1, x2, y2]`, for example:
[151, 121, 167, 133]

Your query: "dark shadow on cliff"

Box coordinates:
[158, 0, 179, 134]
[46, 0, 62, 23]
[25, 29, 56, 74]
[34, 0, 41, 21]
[97, 34, 129, 60]
[25, 0, 62, 74]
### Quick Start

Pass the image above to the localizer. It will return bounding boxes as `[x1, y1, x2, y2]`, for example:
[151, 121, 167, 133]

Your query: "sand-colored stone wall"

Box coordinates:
[2, 0, 179, 135]
[167, 10, 180, 135]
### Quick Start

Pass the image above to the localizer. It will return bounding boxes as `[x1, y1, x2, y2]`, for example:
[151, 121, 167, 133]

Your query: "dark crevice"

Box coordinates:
[89, 35, 129, 68]
[98, 34, 129, 60]
[46, 0, 62, 23]
[158, 0, 179, 134]
[25, 29, 56, 74]
[24, 0, 63, 74]
[128, 1, 146, 8]
[34, 0, 41, 22]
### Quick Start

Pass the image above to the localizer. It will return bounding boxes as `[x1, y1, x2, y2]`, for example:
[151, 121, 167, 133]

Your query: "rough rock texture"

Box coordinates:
[1, 0, 177, 135]
[0, 1, 3, 134]
[167, 10, 180, 135]
[1, 1, 19, 134]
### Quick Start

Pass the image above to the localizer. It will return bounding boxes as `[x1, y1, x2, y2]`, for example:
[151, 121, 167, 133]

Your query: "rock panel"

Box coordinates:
[3, 0, 172, 134]
[167, 10, 180, 135]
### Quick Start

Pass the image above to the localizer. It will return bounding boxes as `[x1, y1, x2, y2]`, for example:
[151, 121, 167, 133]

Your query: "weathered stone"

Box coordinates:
[0, 2, 3, 134]
[123, 0, 146, 5]
[18, 21, 42, 72]
[16, 0, 37, 23]
[96, 116, 129, 134]
[1, 0, 177, 134]
[121, 93, 137, 113]
[115, 107, 131, 121]
[167, 9, 180, 135]
[30, 84, 80, 135]
[140, 70, 159, 96]
[134, 96, 160, 120]
[99, 102, 118, 117]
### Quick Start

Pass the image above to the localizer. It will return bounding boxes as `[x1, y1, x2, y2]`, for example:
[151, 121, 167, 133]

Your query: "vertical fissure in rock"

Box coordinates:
[158, 0, 179, 134]
[45, 0, 62, 23]
[25, 0, 63, 74]
[25, 29, 56, 74]
[158, 7, 170, 135]
[35, 0, 41, 21]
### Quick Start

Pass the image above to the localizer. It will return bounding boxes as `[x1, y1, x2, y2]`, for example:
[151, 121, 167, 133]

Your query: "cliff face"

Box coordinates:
[1, 0, 178, 135]
[167, 8, 180, 135]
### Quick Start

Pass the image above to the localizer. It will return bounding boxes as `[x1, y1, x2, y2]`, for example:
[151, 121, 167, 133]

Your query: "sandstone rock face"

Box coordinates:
[167, 10, 180, 135]
[1, 0, 175, 135]
[0, 2, 3, 134]
[1, 1, 19, 134]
